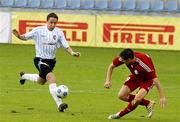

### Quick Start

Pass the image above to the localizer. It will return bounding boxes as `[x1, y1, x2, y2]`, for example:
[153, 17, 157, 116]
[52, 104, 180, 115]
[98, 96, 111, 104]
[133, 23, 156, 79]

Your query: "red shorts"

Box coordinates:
[124, 75, 154, 92]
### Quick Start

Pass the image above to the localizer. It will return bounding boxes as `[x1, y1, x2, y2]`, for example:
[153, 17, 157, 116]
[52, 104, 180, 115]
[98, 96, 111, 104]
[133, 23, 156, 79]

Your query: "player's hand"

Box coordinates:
[159, 97, 166, 108]
[104, 81, 112, 89]
[72, 52, 81, 57]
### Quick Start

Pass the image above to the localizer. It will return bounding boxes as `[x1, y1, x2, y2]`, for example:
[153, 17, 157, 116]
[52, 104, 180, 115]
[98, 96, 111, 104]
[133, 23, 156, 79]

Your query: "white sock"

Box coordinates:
[21, 74, 39, 83]
[49, 83, 62, 107]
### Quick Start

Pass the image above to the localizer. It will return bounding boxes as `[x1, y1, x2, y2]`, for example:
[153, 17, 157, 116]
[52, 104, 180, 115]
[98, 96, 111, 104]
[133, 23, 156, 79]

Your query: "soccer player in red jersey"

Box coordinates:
[104, 48, 166, 119]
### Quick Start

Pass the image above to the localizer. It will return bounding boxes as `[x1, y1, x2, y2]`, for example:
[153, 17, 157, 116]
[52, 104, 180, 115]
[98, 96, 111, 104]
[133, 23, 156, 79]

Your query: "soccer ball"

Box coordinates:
[56, 85, 69, 99]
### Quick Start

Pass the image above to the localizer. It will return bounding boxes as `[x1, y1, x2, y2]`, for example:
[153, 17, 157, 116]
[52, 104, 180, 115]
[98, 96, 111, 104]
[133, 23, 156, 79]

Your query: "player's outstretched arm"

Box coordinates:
[153, 78, 167, 108]
[12, 29, 26, 40]
[65, 47, 81, 57]
[104, 63, 115, 89]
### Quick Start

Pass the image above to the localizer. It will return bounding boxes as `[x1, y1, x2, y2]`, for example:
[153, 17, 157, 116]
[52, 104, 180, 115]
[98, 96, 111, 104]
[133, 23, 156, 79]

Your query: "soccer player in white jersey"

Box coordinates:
[12, 13, 80, 112]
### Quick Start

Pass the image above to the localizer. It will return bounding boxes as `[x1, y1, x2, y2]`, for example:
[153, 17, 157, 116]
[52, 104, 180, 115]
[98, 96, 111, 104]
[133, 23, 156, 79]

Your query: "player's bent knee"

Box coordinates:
[132, 96, 144, 105]
[118, 94, 128, 101]
[37, 81, 46, 85]
[41, 81, 46, 85]
[37, 78, 47, 85]
[131, 99, 140, 106]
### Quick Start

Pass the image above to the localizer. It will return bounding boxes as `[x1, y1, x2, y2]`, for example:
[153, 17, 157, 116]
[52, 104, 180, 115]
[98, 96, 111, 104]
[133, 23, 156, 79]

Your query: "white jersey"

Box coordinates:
[24, 25, 69, 59]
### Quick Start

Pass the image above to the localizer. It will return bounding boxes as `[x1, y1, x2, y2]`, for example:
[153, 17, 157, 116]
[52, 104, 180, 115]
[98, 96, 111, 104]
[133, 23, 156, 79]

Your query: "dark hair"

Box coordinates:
[47, 13, 58, 21]
[120, 48, 134, 60]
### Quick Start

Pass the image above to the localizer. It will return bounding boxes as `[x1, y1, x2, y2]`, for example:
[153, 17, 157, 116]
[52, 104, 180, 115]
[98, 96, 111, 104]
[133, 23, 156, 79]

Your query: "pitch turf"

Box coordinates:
[0, 44, 180, 122]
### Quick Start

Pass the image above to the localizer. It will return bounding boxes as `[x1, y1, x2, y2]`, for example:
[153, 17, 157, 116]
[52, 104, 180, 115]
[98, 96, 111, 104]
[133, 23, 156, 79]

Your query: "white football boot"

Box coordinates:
[108, 112, 120, 119]
[146, 100, 155, 118]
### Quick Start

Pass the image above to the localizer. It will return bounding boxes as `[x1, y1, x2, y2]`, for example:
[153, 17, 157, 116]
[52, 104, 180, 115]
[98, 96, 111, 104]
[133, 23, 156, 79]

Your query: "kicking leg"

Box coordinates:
[118, 85, 150, 106]
[109, 88, 148, 119]
[119, 88, 148, 117]
[47, 72, 68, 112]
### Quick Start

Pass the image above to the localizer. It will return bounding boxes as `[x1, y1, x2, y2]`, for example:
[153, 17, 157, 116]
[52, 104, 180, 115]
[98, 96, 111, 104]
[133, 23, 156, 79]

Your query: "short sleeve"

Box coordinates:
[24, 28, 37, 40]
[147, 70, 157, 79]
[58, 30, 69, 49]
[113, 57, 124, 67]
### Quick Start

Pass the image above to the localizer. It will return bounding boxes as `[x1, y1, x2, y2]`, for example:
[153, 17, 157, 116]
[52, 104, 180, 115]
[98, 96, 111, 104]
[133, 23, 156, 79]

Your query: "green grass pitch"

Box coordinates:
[0, 44, 180, 122]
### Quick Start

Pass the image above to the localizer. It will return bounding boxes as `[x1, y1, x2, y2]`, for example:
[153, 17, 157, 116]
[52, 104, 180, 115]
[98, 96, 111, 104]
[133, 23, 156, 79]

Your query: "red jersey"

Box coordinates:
[113, 52, 157, 81]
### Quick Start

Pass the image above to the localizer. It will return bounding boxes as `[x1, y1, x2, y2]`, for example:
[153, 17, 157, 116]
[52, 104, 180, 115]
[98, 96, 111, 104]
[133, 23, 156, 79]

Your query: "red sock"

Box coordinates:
[119, 102, 138, 117]
[127, 94, 150, 106]
[140, 99, 150, 106]
[127, 94, 135, 102]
